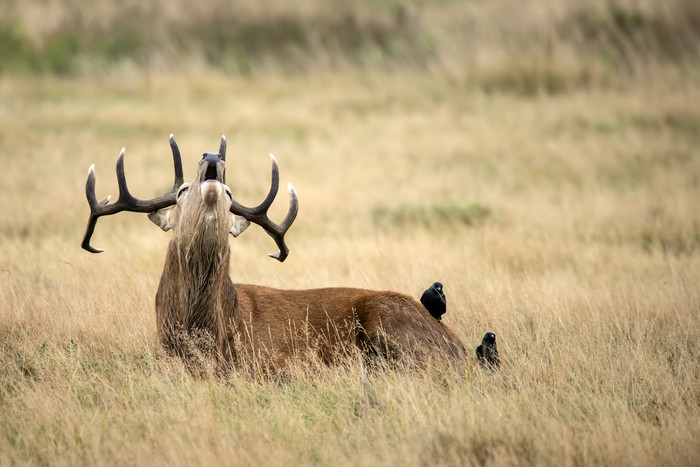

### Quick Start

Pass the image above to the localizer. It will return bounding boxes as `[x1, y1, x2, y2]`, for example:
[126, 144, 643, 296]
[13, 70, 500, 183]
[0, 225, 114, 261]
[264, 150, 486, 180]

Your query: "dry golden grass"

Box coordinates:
[1, 68, 698, 465]
[1, 1, 699, 462]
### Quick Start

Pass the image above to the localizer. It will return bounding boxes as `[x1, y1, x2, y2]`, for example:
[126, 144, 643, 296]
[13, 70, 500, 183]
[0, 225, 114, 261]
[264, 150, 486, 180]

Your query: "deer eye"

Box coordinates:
[225, 189, 233, 201]
[177, 185, 189, 199]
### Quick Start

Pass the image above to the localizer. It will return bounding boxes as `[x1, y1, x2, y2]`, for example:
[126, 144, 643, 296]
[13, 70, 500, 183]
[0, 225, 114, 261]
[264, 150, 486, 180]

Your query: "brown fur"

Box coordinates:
[148, 155, 467, 370]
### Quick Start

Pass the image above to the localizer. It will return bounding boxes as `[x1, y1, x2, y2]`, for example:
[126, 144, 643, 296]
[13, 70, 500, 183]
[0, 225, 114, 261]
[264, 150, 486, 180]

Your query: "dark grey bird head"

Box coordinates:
[482, 332, 496, 345]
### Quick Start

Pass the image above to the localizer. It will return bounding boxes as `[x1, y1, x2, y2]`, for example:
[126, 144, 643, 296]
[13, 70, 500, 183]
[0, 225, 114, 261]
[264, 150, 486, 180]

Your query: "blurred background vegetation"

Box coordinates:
[1, 0, 698, 86]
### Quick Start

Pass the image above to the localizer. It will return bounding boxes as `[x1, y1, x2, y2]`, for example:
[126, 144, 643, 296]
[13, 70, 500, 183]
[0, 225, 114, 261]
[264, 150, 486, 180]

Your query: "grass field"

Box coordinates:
[1, 1, 700, 465]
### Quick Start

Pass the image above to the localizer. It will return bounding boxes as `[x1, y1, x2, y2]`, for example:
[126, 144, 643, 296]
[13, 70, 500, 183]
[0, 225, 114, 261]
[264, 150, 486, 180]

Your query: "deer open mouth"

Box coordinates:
[200, 152, 224, 185]
[204, 163, 219, 182]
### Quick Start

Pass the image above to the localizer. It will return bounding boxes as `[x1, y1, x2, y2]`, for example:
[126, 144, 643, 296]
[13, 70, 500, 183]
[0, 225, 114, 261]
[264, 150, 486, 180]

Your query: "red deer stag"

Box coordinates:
[82, 135, 466, 369]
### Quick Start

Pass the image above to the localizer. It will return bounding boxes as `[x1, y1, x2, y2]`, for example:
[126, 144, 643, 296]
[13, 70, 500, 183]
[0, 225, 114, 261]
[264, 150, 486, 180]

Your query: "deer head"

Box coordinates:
[81, 135, 299, 261]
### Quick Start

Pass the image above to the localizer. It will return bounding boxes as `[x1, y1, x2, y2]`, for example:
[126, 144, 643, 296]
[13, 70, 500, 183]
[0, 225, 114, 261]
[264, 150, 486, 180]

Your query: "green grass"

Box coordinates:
[373, 203, 492, 229]
[1, 0, 698, 78]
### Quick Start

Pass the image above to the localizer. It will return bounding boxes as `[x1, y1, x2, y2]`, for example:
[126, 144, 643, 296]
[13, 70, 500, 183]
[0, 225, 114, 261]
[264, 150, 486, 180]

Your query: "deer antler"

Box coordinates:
[229, 154, 299, 262]
[81, 135, 185, 253]
[219, 135, 227, 184]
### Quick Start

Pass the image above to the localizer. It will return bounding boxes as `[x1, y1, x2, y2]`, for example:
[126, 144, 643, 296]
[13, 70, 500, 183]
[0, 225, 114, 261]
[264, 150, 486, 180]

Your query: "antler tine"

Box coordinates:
[219, 135, 227, 184]
[219, 135, 227, 162]
[169, 134, 185, 190]
[81, 136, 185, 253]
[267, 183, 299, 261]
[81, 164, 106, 253]
[229, 154, 299, 262]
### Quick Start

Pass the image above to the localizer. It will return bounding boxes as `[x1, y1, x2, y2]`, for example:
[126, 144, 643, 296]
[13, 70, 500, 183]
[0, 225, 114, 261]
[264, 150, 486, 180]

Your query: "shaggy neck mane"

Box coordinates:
[160, 210, 234, 342]
[177, 215, 230, 280]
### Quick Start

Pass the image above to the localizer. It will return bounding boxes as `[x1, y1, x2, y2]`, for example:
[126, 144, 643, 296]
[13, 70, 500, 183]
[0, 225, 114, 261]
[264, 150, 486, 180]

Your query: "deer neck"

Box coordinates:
[158, 214, 235, 339]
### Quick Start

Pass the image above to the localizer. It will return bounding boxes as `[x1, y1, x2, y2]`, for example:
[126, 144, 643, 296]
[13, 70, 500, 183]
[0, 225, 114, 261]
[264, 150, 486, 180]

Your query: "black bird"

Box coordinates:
[476, 332, 500, 369]
[420, 282, 446, 322]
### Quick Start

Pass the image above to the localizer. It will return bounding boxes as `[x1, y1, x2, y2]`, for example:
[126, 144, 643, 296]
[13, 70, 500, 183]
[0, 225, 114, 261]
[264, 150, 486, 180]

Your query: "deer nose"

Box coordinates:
[202, 152, 221, 166]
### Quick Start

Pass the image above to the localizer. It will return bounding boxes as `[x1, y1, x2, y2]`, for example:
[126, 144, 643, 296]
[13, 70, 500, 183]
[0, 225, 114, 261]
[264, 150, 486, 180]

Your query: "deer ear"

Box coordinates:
[148, 210, 172, 232]
[229, 214, 250, 237]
